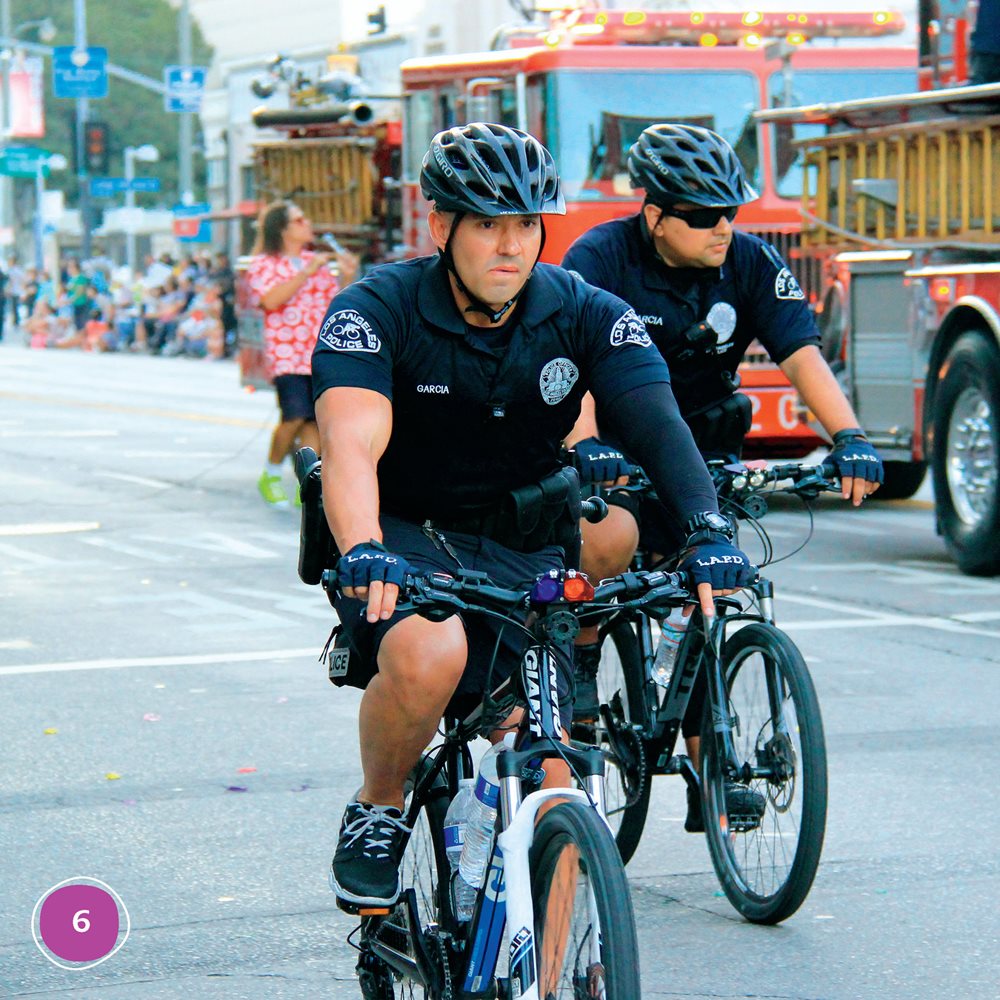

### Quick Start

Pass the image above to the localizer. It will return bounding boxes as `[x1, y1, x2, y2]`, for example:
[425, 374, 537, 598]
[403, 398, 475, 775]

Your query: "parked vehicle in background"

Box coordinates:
[755, 2, 1000, 574]
[399, 6, 915, 457]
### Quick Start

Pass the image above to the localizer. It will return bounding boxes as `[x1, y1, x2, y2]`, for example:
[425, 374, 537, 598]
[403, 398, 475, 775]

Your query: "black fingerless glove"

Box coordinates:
[337, 540, 411, 590]
[826, 428, 884, 484]
[571, 436, 629, 485]
[678, 535, 758, 591]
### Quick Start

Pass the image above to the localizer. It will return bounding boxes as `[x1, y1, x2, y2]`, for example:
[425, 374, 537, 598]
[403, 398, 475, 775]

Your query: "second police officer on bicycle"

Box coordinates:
[311, 122, 757, 909]
[561, 123, 885, 830]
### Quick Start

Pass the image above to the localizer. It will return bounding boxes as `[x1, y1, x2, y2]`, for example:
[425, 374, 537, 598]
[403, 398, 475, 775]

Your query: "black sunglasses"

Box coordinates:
[658, 205, 739, 229]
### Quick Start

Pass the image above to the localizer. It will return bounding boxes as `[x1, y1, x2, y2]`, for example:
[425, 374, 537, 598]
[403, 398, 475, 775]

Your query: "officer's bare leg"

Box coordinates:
[358, 614, 467, 809]
[576, 506, 638, 647]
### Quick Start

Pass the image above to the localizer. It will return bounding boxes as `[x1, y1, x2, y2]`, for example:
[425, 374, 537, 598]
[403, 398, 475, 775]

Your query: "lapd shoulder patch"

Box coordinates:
[539, 357, 579, 405]
[774, 267, 805, 301]
[609, 308, 652, 348]
[318, 309, 382, 353]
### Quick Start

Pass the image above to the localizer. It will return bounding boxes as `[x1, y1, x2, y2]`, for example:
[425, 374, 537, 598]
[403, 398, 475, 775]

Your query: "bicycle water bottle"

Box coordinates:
[443, 779, 475, 921]
[456, 740, 507, 919]
[651, 607, 688, 688]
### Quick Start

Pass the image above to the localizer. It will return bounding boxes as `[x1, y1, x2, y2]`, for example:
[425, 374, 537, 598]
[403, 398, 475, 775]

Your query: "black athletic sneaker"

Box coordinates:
[686, 782, 766, 834]
[329, 799, 411, 906]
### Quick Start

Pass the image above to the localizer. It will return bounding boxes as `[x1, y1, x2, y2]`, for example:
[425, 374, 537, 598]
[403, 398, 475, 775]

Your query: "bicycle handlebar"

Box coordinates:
[321, 565, 691, 619]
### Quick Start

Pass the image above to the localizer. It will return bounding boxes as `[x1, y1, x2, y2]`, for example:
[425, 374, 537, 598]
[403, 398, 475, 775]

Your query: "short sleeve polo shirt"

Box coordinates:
[312, 256, 668, 521]
[562, 216, 819, 417]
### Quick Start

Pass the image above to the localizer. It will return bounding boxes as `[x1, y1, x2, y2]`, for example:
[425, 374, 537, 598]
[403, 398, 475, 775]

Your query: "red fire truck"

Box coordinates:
[756, 2, 1000, 574]
[399, 7, 915, 455]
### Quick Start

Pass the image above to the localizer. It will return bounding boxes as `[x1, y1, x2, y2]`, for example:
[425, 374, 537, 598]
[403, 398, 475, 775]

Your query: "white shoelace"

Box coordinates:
[343, 803, 411, 859]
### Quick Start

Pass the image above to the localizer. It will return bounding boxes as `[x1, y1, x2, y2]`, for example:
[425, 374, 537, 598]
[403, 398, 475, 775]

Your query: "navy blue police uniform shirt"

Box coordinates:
[561, 214, 819, 418]
[311, 255, 669, 523]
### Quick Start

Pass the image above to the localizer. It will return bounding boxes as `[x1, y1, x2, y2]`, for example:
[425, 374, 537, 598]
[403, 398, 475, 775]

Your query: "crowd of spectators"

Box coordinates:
[0, 250, 238, 361]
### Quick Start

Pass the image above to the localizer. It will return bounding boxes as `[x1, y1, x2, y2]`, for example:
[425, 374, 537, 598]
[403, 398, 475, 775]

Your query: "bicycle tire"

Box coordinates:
[529, 800, 642, 999]
[362, 757, 451, 998]
[700, 622, 827, 924]
[595, 617, 652, 865]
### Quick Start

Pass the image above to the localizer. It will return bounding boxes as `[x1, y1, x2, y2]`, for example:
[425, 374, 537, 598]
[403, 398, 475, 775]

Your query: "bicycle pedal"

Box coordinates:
[336, 897, 391, 917]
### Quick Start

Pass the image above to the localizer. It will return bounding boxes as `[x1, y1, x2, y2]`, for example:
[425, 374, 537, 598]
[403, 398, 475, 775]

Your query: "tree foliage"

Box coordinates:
[9, 0, 213, 208]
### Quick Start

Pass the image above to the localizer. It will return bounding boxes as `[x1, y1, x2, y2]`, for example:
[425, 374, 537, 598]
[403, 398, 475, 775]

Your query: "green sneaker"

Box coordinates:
[294, 482, 302, 508]
[258, 471, 290, 508]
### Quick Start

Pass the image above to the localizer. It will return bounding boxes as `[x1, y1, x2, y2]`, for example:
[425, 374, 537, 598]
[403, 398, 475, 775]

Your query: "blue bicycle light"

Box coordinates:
[530, 571, 563, 604]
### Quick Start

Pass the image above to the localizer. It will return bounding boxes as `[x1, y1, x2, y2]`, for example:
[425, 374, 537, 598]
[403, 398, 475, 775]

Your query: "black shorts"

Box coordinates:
[606, 489, 684, 560]
[334, 516, 573, 721]
[274, 373, 316, 422]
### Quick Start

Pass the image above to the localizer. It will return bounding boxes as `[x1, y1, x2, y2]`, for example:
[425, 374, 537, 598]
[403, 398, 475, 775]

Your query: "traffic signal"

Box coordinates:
[84, 122, 109, 175]
[367, 5, 386, 35]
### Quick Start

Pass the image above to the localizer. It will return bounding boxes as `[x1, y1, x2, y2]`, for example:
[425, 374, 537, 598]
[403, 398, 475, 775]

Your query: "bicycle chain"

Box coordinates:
[435, 931, 454, 1000]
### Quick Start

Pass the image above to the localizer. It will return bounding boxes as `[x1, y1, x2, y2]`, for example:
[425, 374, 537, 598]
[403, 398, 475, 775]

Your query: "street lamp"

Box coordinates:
[123, 143, 159, 276]
[33, 152, 66, 271]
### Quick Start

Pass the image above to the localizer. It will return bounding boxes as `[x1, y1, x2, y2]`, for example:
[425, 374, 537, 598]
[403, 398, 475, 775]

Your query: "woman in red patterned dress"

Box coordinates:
[247, 201, 358, 507]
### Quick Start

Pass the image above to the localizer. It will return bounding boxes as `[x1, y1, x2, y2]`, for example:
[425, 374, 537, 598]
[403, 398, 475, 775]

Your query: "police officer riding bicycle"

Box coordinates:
[312, 122, 757, 909]
[560, 123, 884, 830]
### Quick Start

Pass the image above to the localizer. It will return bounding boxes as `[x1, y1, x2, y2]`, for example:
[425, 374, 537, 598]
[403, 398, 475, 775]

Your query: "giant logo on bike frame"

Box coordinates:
[539, 357, 579, 405]
[318, 309, 381, 353]
[609, 308, 652, 348]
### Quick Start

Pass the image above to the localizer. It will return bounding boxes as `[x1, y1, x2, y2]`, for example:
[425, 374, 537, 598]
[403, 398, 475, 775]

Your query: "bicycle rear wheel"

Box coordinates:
[529, 800, 642, 999]
[361, 758, 451, 998]
[595, 617, 651, 865]
[701, 622, 827, 924]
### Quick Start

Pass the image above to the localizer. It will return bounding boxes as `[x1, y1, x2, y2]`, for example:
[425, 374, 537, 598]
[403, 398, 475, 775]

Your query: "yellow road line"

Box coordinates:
[0, 391, 270, 428]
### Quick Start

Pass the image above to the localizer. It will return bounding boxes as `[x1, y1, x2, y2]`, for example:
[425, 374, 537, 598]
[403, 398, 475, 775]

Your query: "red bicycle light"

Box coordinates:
[563, 573, 595, 602]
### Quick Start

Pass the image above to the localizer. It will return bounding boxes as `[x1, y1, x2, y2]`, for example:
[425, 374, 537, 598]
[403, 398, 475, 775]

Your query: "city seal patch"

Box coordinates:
[774, 268, 805, 301]
[318, 310, 381, 353]
[707, 301, 737, 349]
[539, 357, 579, 405]
[609, 309, 652, 348]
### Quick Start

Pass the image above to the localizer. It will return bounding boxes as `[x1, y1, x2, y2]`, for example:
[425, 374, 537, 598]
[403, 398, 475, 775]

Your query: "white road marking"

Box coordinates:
[79, 537, 177, 563]
[95, 472, 174, 489]
[0, 647, 319, 677]
[0, 429, 119, 438]
[121, 450, 229, 459]
[779, 591, 1000, 639]
[782, 561, 1000, 594]
[0, 639, 32, 650]
[0, 522, 100, 537]
[953, 611, 1000, 623]
[0, 542, 59, 566]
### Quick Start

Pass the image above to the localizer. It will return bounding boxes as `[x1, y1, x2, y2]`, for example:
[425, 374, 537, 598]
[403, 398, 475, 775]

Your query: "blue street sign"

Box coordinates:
[91, 176, 161, 197]
[91, 176, 127, 197]
[53, 46, 109, 99]
[173, 202, 211, 242]
[164, 65, 207, 113]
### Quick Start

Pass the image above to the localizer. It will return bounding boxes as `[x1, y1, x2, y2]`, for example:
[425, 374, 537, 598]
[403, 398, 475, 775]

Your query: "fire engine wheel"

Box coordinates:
[873, 460, 927, 501]
[932, 331, 1000, 576]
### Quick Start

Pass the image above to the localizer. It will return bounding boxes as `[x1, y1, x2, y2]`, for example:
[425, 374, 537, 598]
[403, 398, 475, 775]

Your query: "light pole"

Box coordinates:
[124, 143, 158, 276]
[33, 153, 67, 271]
[0, 6, 56, 245]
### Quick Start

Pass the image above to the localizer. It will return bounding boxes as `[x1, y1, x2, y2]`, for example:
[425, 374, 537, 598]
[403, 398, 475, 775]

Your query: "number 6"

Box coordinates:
[73, 909, 91, 933]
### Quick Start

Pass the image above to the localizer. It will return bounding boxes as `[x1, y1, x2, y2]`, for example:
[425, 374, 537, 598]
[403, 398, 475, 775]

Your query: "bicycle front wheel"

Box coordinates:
[529, 800, 642, 999]
[701, 623, 827, 924]
[595, 617, 652, 865]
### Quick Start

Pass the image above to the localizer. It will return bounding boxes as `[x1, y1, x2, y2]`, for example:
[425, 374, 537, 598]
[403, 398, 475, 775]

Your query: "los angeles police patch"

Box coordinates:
[539, 357, 579, 405]
[609, 309, 652, 348]
[774, 268, 805, 301]
[318, 310, 381, 353]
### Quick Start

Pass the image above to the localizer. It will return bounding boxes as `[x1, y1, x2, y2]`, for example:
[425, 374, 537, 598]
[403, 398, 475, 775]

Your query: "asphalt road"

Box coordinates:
[1, 341, 998, 998]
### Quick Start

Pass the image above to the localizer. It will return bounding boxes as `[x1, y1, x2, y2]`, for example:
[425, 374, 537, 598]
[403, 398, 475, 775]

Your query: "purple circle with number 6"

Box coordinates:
[38, 884, 119, 962]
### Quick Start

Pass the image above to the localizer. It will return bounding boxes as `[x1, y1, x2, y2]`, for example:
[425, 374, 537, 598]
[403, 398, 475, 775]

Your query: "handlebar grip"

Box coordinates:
[581, 496, 609, 524]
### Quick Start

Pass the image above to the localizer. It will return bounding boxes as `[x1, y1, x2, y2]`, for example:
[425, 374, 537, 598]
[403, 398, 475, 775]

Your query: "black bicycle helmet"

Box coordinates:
[420, 122, 566, 216]
[627, 123, 758, 208]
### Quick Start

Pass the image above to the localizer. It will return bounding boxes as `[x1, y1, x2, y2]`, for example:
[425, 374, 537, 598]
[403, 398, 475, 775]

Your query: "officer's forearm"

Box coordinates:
[780, 345, 862, 437]
[602, 383, 719, 525]
[315, 389, 391, 552]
